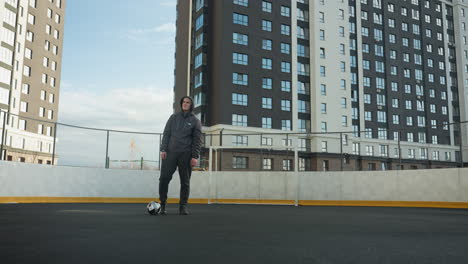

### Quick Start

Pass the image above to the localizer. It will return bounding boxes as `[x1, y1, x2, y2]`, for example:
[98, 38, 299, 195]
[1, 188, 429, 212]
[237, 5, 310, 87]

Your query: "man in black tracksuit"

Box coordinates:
[159, 96, 202, 215]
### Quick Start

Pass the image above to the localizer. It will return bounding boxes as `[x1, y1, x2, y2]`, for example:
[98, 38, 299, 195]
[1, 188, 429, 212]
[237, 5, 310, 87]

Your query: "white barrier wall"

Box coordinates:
[1, 161, 468, 203]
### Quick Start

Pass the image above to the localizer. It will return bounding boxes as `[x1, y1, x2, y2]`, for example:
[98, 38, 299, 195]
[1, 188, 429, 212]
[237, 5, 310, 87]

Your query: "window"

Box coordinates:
[232, 157, 248, 169]
[281, 24, 290, 36]
[262, 117, 272, 129]
[319, 12, 325, 23]
[233, 13, 248, 26]
[297, 45, 308, 57]
[232, 114, 247, 126]
[232, 93, 248, 106]
[233, 0, 248, 7]
[321, 141, 328, 152]
[262, 78, 272, 89]
[262, 39, 272, 50]
[233, 73, 248, 85]
[320, 84, 326, 95]
[262, 137, 273, 146]
[281, 120, 291, 131]
[195, 53, 203, 68]
[281, 6, 290, 17]
[321, 103, 327, 114]
[281, 43, 290, 54]
[20, 101, 28, 112]
[23, 65, 31, 76]
[297, 63, 308, 75]
[28, 14, 35, 25]
[262, 20, 272, 31]
[232, 53, 248, 65]
[321, 122, 327, 132]
[263, 158, 272, 170]
[281, 62, 291, 73]
[194, 72, 203, 88]
[195, 14, 204, 30]
[194, 0, 204, 10]
[281, 100, 291, 111]
[262, 97, 272, 109]
[281, 80, 291, 92]
[232, 135, 248, 146]
[282, 160, 292, 171]
[262, 58, 272, 69]
[233, 33, 248, 45]
[262, 1, 272, 12]
[22, 84, 30, 94]
[195, 34, 204, 49]
[298, 100, 309, 113]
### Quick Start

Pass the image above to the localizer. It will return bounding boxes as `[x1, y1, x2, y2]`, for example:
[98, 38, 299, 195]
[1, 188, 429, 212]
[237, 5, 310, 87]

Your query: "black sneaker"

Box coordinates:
[179, 205, 190, 215]
[160, 203, 167, 215]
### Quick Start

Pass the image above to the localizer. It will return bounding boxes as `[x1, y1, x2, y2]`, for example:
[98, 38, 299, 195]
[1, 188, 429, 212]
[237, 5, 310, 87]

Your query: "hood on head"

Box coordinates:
[180, 96, 194, 112]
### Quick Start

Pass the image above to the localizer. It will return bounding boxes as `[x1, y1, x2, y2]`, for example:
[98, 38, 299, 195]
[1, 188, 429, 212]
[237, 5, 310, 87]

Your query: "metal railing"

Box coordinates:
[0, 108, 466, 171]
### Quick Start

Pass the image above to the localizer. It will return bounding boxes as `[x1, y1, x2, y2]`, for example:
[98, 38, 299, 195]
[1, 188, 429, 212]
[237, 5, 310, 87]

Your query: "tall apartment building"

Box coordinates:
[0, 0, 65, 164]
[174, 0, 468, 171]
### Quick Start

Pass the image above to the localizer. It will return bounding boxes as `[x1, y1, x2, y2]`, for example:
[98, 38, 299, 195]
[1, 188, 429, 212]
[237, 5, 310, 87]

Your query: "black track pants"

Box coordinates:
[159, 151, 192, 205]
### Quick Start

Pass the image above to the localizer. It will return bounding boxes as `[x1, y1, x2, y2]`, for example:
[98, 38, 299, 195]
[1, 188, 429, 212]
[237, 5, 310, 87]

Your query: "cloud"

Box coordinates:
[56, 84, 175, 167]
[58, 85, 174, 132]
[123, 23, 176, 44]
[128, 23, 176, 35]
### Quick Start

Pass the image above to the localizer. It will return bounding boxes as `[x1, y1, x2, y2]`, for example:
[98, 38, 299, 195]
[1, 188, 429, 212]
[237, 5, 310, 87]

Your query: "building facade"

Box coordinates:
[175, 0, 468, 171]
[0, 0, 65, 164]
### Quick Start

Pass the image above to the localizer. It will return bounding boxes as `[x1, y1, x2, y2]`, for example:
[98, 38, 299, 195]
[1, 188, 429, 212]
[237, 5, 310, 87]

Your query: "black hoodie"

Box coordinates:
[160, 96, 202, 159]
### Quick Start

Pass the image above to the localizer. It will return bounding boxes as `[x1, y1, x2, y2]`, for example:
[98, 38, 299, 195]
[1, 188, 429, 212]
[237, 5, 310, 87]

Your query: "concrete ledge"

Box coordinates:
[2, 196, 468, 209]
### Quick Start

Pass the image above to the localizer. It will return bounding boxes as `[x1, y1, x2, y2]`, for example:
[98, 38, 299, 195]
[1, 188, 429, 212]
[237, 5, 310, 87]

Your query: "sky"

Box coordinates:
[56, 0, 178, 167]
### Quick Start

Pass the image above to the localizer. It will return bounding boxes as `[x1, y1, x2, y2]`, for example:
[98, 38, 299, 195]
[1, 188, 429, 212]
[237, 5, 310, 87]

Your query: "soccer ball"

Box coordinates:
[147, 201, 161, 215]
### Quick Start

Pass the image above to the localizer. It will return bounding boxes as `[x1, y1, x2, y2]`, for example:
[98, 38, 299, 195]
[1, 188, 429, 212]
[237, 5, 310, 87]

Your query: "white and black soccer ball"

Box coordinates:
[147, 201, 161, 215]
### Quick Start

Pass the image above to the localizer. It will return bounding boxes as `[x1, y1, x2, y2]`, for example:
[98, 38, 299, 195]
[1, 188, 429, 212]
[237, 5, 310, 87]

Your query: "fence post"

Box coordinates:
[398, 131, 402, 170]
[105, 130, 110, 169]
[340, 132, 343, 171]
[51, 122, 58, 165]
[459, 122, 464, 168]
[0, 109, 6, 160]
[158, 134, 162, 170]
[141, 157, 144, 170]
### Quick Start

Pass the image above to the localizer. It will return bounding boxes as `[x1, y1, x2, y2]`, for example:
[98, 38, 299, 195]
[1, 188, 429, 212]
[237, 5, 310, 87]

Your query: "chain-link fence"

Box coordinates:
[0, 109, 466, 171]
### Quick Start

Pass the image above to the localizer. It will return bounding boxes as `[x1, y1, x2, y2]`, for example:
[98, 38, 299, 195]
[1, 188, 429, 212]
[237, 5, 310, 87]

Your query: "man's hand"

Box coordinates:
[160, 152, 167, 160]
[191, 158, 198, 167]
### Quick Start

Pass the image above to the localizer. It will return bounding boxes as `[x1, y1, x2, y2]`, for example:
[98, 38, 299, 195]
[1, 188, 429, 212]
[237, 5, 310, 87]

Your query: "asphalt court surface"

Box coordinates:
[1, 203, 468, 264]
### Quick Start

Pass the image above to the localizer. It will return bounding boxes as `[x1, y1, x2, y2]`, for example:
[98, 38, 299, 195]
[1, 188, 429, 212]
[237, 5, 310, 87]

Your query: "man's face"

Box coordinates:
[182, 98, 192, 112]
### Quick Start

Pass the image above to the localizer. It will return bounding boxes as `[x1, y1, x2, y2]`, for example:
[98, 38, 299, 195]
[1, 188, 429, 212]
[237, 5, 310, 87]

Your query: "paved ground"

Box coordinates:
[1, 203, 468, 264]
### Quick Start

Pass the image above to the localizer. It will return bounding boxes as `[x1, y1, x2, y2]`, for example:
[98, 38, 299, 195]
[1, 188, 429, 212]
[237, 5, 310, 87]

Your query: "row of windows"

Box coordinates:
[17, 120, 54, 137]
[233, 0, 291, 17]
[231, 73, 310, 94]
[355, 127, 447, 142]
[359, 9, 443, 28]
[360, 0, 442, 13]
[353, 79, 447, 100]
[233, 13, 292, 35]
[232, 54, 306, 74]
[232, 114, 292, 131]
[232, 95, 310, 113]
[20, 85, 55, 105]
[232, 156, 294, 171]
[18, 102, 54, 119]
